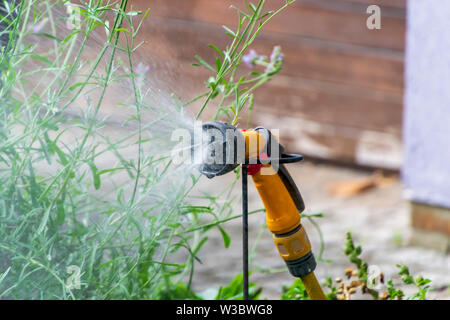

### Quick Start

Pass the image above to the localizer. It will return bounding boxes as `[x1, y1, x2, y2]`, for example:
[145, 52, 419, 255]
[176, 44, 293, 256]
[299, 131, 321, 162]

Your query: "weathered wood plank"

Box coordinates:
[170, 65, 403, 133]
[338, 0, 406, 10]
[139, 16, 404, 93]
[132, 0, 406, 51]
[252, 75, 403, 134]
[250, 112, 403, 169]
[411, 202, 450, 237]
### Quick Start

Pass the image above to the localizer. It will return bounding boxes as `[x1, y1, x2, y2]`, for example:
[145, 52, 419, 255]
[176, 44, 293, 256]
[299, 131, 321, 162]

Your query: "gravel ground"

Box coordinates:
[190, 162, 450, 300]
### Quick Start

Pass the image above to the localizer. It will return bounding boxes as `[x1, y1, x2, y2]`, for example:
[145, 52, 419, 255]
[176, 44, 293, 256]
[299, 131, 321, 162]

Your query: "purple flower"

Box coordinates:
[270, 46, 283, 63]
[242, 49, 258, 68]
[265, 46, 284, 74]
[242, 49, 267, 68]
[135, 63, 150, 75]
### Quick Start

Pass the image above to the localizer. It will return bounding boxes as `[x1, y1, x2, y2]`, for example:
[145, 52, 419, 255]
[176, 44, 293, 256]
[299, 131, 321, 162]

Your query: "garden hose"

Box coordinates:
[301, 272, 327, 300]
[197, 121, 327, 300]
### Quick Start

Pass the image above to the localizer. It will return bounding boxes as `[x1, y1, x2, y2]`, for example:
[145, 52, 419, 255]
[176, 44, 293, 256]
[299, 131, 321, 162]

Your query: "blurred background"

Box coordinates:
[129, 0, 449, 298]
[132, 0, 405, 169]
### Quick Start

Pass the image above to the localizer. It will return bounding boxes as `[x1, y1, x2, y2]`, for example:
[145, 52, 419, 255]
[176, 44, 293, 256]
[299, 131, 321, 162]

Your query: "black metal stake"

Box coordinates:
[242, 164, 249, 300]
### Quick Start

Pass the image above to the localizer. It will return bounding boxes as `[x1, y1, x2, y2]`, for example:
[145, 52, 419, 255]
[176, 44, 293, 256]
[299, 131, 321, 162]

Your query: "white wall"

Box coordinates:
[403, 0, 450, 208]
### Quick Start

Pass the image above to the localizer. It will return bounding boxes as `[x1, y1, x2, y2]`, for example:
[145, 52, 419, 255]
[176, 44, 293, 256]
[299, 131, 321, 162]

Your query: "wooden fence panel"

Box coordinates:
[130, 0, 406, 168]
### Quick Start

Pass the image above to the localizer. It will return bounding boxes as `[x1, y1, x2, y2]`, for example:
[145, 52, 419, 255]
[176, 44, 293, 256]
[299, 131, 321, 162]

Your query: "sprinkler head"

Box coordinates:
[195, 121, 289, 179]
[197, 121, 244, 179]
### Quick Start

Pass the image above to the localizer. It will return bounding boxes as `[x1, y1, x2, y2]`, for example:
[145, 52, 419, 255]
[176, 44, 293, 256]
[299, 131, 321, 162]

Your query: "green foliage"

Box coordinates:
[281, 233, 433, 300]
[214, 273, 262, 300]
[396, 264, 431, 300]
[344, 232, 379, 299]
[1, 0, 214, 299]
[189, 0, 295, 127]
[156, 273, 261, 300]
[156, 282, 202, 300]
[386, 279, 405, 300]
[0, 0, 294, 300]
[281, 278, 310, 300]
[322, 277, 339, 300]
[281, 277, 339, 300]
[344, 233, 432, 300]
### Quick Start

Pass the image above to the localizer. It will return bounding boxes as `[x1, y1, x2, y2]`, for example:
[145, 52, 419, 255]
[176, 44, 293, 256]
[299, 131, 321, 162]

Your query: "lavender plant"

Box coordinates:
[0, 0, 295, 299]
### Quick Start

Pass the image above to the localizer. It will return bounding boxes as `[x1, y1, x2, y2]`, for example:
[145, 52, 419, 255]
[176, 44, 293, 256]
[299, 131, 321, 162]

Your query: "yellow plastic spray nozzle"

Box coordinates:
[198, 122, 326, 299]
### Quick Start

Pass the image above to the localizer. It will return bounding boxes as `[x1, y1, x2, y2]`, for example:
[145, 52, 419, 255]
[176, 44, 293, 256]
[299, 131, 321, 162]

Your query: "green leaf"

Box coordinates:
[218, 226, 231, 248]
[216, 57, 222, 72]
[62, 30, 84, 43]
[88, 161, 101, 190]
[193, 236, 208, 256]
[302, 212, 325, 218]
[222, 25, 236, 38]
[33, 32, 62, 42]
[258, 11, 274, 21]
[38, 135, 52, 165]
[53, 144, 68, 166]
[208, 44, 224, 58]
[0, 267, 11, 286]
[69, 82, 95, 91]
[214, 273, 261, 300]
[397, 264, 410, 276]
[29, 54, 52, 66]
[98, 167, 124, 175]
[195, 55, 215, 72]
[56, 199, 65, 226]
[189, 237, 209, 264]
[180, 206, 212, 215]
[281, 278, 310, 300]
[114, 27, 130, 33]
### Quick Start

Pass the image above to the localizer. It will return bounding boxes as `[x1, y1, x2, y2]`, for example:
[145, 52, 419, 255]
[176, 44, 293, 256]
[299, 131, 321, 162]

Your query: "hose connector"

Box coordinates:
[273, 224, 317, 277]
